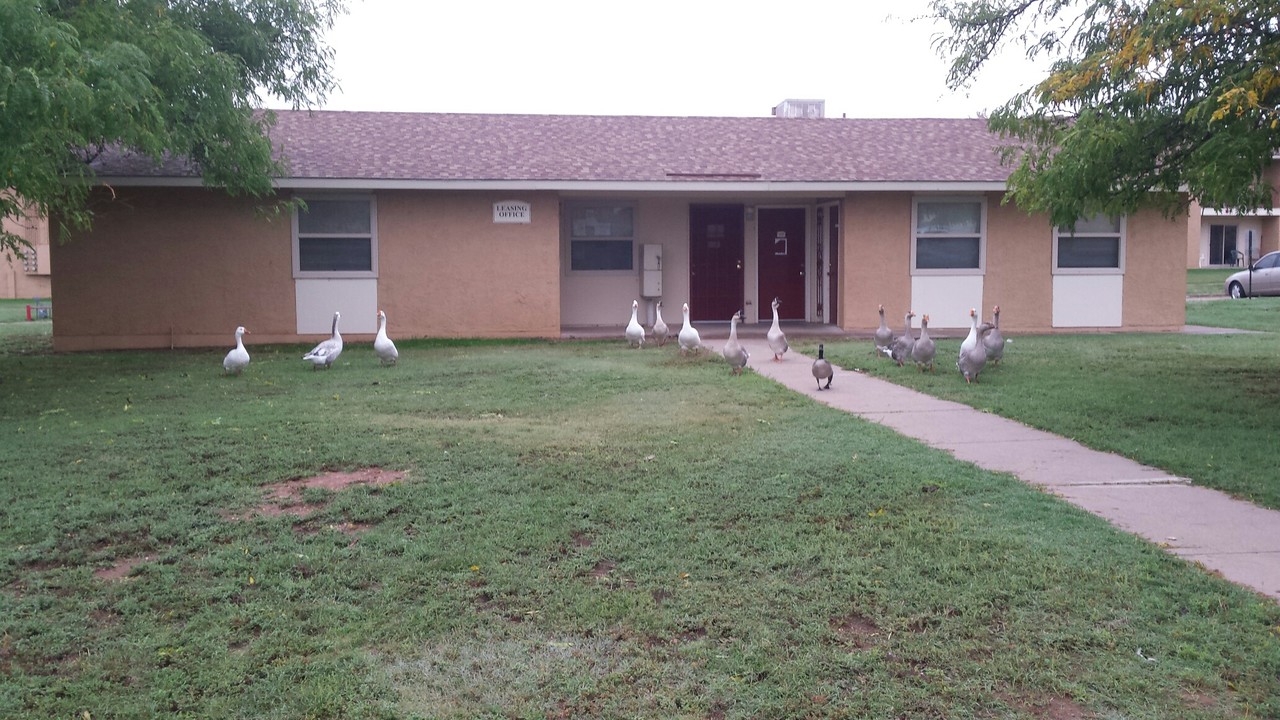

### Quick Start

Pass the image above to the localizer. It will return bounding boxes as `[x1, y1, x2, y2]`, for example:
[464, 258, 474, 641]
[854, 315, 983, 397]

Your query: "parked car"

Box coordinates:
[1225, 251, 1280, 298]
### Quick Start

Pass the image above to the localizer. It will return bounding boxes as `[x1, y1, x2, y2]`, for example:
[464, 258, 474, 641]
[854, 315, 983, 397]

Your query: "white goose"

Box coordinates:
[374, 309, 399, 366]
[223, 326, 250, 375]
[959, 307, 979, 360]
[723, 310, 749, 375]
[958, 323, 994, 384]
[653, 301, 669, 347]
[678, 302, 702, 355]
[766, 297, 789, 361]
[625, 299, 645, 348]
[303, 311, 343, 370]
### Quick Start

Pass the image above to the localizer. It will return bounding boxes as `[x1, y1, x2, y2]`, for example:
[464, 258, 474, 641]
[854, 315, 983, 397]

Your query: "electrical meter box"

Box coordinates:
[641, 244, 662, 298]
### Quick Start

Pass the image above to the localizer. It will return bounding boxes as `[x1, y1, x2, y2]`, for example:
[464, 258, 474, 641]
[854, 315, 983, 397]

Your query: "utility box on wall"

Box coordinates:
[641, 244, 662, 298]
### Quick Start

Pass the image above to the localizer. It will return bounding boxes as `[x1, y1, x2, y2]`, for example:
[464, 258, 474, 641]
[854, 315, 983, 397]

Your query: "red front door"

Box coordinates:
[757, 208, 806, 320]
[689, 204, 744, 322]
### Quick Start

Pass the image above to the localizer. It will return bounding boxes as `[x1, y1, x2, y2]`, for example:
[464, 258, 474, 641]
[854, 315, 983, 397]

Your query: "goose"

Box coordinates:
[653, 301, 669, 347]
[811, 343, 833, 390]
[984, 305, 1005, 365]
[766, 297, 789, 361]
[959, 307, 979, 360]
[374, 309, 399, 366]
[958, 322, 994, 384]
[889, 310, 916, 367]
[678, 302, 702, 355]
[302, 311, 343, 369]
[222, 326, 250, 375]
[874, 304, 894, 357]
[912, 314, 936, 372]
[723, 310, 750, 375]
[625, 299, 645, 348]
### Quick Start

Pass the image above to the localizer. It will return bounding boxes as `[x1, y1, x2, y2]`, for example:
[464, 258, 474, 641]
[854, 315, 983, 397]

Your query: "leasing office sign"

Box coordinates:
[493, 200, 531, 224]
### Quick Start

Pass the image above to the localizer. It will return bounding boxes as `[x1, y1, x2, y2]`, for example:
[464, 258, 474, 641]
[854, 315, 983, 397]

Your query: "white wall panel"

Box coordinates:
[1052, 275, 1123, 327]
[295, 278, 378, 334]
[910, 275, 985, 329]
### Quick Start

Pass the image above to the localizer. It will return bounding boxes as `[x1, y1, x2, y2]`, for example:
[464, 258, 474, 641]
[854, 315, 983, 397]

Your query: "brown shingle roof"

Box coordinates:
[91, 110, 1012, 184]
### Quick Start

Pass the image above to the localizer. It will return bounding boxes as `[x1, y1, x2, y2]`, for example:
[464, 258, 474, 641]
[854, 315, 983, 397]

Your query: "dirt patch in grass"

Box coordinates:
[830, 611, 881, 649]
[94, 554, 155, 582]
[224, 467, 406, 526]
[1003, 694, 1095, 719]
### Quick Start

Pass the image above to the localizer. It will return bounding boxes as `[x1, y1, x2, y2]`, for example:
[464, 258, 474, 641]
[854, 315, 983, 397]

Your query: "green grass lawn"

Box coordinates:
[2, 338, 1279, 719]
[1187, 268, 1235, 297]
[805, 303, 1280, 511]
[1186, 296, 1280, 332]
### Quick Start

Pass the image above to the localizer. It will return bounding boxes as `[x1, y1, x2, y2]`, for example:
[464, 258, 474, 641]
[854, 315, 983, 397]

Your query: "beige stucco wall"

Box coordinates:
[982, 194, 1053, 334]
[839, 193, 912, 333]
[52, 187, 562, 351]
[1123, 209, 1187, 330]
[376, 190, 560, 338]
[52, 188, 296, 351]
[1, 205, 52, 300]
[559, 196, 690, 328]
[838, 192, 1184, 335]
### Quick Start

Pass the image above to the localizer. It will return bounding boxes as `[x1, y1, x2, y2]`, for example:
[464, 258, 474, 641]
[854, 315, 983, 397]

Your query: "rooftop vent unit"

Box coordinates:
[771, 99, 825, 119]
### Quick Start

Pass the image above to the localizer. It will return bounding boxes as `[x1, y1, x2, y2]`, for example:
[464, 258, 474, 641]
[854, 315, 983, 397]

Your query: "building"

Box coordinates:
[50, 108, 1188, 352]
[1, 205, 52, 300]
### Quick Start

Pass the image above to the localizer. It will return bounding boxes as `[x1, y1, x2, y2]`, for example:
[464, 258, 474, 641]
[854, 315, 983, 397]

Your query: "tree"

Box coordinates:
[0, 0, 346, 257]
[930, 0, 1280, 227]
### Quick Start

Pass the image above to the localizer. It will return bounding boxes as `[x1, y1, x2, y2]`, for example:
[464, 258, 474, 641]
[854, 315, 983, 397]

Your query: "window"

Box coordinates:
[913, 198, 984, 272]
[293, 196, 377, 277]
[566, 202, 634, 271]
[1054, 214, 1124, 273]
[1209, 224, 1239, 265]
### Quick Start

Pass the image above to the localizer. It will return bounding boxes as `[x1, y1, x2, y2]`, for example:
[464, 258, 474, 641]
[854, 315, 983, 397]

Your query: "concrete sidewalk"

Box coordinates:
[726, 337, 1280, 600]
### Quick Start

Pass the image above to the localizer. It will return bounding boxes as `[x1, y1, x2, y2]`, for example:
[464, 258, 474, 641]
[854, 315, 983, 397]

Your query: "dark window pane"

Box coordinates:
[571, 240, 633, 271]
[299, 237, 373, 272]
[1058, 236, 1120, 268]
[916, 236, 980, 269]
[298, 199, 371, 234]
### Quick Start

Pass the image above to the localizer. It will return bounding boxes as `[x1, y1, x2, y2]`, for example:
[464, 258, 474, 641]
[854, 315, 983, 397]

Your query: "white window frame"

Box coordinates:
[1053, 214, 1125, 275]
[292, 194, 378, 279]
[911, 195, 987, 275]
[562, 200, 637, 275]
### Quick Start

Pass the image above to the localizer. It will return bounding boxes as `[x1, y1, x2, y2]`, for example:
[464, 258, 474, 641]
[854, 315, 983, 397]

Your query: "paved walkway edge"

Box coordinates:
[725, 338, 1280, 601]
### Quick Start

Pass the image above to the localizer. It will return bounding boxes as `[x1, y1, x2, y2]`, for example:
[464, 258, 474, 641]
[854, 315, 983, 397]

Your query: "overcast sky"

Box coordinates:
[316, 0, 1048, 119]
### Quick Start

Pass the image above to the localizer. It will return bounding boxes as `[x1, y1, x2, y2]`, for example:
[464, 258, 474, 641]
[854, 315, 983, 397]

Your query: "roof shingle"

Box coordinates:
[91, 110, 1013, 184]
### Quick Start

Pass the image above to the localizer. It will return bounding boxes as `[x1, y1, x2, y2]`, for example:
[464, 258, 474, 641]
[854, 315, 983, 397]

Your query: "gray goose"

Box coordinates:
[911, 314, 936, 372]
[653, 301, 669, 347]
[723, 310, 749, 375]
[766, 297, 789, 361]
[889, 311, 916, 367]
[984, 305, 1005, 365]
[303, 312, 343, 369]
[874, 304, 894, 357]
[811, 343, 833, 390]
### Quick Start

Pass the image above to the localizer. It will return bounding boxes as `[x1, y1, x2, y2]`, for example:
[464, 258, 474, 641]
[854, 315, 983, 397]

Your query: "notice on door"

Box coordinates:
[493, 200, 531, 224]
[774, 231, 788, 256]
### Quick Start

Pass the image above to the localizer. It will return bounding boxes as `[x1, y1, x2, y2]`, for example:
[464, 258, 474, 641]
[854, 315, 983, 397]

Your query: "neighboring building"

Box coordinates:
[1, 205, 52, 300]
[51, 108, 1188, 352]
[1186, 163, 1280, 269]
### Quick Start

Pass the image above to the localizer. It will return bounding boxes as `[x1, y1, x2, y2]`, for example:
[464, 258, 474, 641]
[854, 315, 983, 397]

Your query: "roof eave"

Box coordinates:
[94, 177, 1010, 193]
